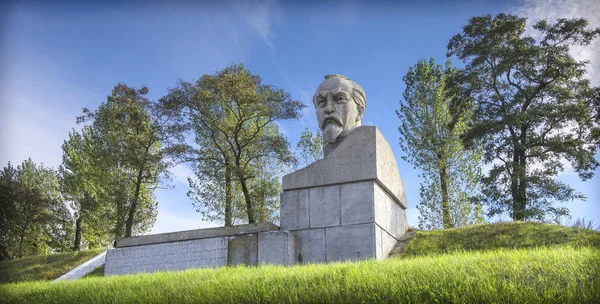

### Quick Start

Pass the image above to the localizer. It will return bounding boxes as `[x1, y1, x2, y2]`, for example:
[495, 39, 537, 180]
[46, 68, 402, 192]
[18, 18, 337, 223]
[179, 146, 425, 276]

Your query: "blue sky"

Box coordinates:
[1, 0, 598, 234]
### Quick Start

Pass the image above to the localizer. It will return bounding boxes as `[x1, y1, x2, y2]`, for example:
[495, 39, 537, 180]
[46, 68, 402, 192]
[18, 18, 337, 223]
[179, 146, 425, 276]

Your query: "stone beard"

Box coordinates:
[313, 74, 366, 151]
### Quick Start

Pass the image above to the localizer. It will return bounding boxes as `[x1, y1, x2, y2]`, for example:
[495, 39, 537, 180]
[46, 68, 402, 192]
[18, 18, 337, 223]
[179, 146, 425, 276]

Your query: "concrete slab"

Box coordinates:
[373, 184, 387, 230]
[325, 223, 376, 262]
[105, 237, 228, 276]
[116, 222, 279, 248]
[280, 189, 310, 230]
[257, 231, 299, 266]
[341, 181, 375, 225]
[309, 185, 340, 228]
[282, 127, 407, 209]
[293, 228, 326, 263]
[228, 234, 258, 266]
[379, 226, 398, 259]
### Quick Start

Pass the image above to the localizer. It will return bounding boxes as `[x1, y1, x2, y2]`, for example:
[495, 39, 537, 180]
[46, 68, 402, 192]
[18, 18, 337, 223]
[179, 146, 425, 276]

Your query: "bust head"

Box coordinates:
[313, 74, 366, 143]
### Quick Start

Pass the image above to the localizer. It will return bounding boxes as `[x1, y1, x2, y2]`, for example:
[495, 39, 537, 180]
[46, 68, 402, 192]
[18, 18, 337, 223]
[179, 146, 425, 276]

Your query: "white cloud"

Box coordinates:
[512, 0, 600, 86]
[231, 0, 280, 52]
[169, 163, 195, 186]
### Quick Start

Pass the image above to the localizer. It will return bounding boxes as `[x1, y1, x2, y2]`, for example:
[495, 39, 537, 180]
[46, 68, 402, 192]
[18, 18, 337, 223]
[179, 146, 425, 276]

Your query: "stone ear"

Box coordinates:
[352, 88, 365, 120]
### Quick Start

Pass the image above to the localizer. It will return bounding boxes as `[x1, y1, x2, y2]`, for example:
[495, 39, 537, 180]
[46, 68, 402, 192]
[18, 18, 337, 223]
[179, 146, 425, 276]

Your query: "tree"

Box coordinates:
[447, 14, 600, 221]
[78, 84, 180, 237]
[59, 127, 115, 250]
[0, 159, 73, 260]
[296, 127, 323, 167]
[397, 58, 484, 229]
[163, 64, 305, 224]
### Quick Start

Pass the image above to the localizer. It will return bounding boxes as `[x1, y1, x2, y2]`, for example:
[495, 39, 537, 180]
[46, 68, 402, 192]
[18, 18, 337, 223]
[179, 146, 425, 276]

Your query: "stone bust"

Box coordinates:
[313, 74, 366, 155]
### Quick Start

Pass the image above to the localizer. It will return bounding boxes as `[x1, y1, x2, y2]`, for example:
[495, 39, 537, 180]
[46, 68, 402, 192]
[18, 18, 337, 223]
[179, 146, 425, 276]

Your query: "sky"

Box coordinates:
[1, 0, 598, 234]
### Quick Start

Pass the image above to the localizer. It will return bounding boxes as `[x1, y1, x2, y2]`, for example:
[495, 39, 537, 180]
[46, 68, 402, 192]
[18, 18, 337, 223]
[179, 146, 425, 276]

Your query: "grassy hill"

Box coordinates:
[1, 222, 598, 303]
[402, 221, 600, 257]
[0, 248, 106, 284]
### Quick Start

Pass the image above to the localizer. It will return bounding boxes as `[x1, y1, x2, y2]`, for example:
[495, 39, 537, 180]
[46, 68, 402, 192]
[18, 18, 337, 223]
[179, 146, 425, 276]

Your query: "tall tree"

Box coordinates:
[296, 127, 323, 167]
[0, 159, 73, 260]
[163, 64, 305, 224]
[79, 84, 180, 237]
[59, 127, 114, 250]
[397, 58, 484, 229]
[447, 14, 600, 221]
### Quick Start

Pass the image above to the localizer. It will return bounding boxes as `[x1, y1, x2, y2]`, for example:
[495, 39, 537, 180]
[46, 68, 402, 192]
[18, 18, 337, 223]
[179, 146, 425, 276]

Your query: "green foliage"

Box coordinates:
[59, 127, 115, 250]
[77, 83, 182, 237]
[296, 127, 323, 167]
[448, 14, 600, 221]
[0, 249, 104, 284]
[397, 58, 484, 229]
[402, 221, 600, 258]
[164, 63, 305, 225]
[0, 159, 73, 261]
[1, 247, 598, 303]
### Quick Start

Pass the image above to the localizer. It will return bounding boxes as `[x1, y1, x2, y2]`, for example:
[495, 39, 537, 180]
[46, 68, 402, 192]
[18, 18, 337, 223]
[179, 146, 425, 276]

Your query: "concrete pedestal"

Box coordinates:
[281, 126, 407, 262]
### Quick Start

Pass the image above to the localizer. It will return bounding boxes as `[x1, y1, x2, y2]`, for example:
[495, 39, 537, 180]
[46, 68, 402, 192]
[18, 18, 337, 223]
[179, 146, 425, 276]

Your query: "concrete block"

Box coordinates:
[376, 225, 383, 259]
[280, 189, 310, 230]
[105, 237, 228, 276]
[373, 184, 387, 229]
[325, 223, 376, 262]
[258, 231, 298, 266]
[380, 227, 398, 259]
[385, 190, 397, 237]
[294, 228, 326, 263]
[116, 222, 279, 248]
[396, 207, 408, 237]
[282, 127, 407, 209]
[309, 185, 340, 228]
[228, 234, 258, 266]
[341, 181, 375, 225]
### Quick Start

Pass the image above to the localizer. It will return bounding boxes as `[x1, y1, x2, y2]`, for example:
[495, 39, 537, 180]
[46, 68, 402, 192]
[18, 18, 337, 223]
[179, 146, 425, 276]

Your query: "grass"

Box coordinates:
[82, 265, 104, 278]
[1, 246, 598, 304]
[402, 221, 600, 257]
[0, 249, 106, 284]
[2, 222, 599, 303]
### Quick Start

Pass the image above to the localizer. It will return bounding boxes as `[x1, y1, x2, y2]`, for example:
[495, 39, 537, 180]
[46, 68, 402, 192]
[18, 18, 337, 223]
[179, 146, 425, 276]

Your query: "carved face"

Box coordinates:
[314, 77, 362, 143]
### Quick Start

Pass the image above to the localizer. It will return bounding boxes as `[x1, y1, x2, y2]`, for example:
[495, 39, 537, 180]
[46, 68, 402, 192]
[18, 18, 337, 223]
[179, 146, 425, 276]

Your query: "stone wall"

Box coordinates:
[105, 224, 298, 276]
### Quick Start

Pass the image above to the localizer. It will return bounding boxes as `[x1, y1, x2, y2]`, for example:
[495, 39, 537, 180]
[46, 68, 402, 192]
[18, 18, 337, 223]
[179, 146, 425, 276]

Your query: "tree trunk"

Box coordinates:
[439, 166, 452, 229]
[224, 164, 233, 227]
[511, 146, 520, 221]
[125, 168, 144, 237]
[239, 177, 255, 224]
[18, 221, 29, 259]
[73, 216, 83, 251]
[513, 126, 528, 221]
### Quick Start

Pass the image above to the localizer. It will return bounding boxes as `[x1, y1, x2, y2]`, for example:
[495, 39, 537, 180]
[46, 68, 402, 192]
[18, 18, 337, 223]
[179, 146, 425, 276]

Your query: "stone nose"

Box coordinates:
[324, 99, 335, 114]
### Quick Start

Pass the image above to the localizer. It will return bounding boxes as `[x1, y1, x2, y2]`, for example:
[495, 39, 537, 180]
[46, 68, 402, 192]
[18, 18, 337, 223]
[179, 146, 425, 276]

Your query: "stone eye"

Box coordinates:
[337, 96, 346, 102]
[318, 99, 326, 107]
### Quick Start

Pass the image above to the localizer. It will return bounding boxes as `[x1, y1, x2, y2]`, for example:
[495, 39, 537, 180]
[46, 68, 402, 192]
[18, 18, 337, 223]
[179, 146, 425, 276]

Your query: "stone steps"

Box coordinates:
[54, 250, 107, 281]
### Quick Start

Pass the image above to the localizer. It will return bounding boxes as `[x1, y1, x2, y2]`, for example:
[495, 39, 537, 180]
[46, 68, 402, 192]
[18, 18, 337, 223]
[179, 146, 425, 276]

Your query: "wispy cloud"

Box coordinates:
[512, 0, 600, 86]
[230, 0, 280, 52]
[169, 163, 195, 187]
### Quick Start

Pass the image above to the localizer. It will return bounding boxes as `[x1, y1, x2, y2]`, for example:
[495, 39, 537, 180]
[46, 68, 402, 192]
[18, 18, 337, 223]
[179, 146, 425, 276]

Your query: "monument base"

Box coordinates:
[104, 223, 298, 276]
[281, 126, 408, 263]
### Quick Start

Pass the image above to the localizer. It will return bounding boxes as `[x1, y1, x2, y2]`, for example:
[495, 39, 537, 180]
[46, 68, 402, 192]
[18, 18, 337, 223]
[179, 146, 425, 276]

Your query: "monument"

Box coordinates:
[104, 74, 408, 275]
[280, 74, 408, 262]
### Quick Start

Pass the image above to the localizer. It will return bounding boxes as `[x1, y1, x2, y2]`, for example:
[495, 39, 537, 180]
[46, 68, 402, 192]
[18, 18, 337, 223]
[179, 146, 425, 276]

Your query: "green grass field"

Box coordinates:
[402, 221, 600, 257]
[1, 222, 599, 303]
[0, 248, 106, 284]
